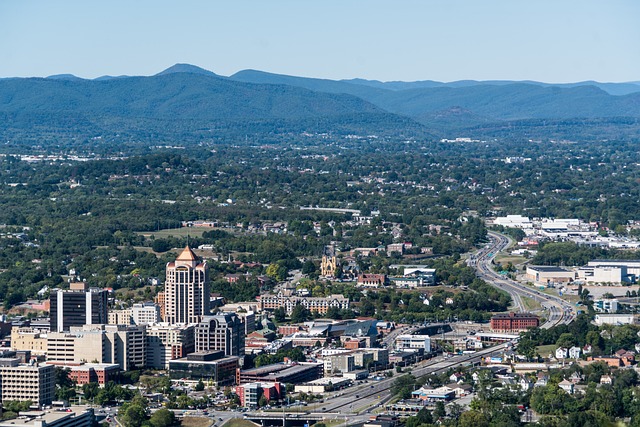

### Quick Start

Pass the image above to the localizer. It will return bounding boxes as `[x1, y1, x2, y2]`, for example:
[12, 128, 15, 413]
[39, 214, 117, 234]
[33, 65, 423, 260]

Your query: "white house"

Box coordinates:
[555, 347, 568, 359]
[558, 379, 574, 394]
[568, 346, 581, 359]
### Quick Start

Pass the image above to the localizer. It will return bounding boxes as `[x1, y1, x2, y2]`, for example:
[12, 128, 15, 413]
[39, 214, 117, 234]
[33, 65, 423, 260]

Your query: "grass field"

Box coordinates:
[494, 255, 526, 266]
[221, 419, 259, 427]
[521, 296, 542, 312]
[137, 228, 210, 239]
[536, 344, 557, 358]
[181, 417, 213, 427]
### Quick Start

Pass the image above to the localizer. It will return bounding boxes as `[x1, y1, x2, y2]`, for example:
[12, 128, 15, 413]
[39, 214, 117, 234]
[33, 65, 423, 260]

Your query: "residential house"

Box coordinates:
[600, 375, 613, 385]
[558, 379, 574, 394]
[555, 347, 568, 359]
[520, 377, 534, 391]
[569, 372, 582, 384]
[568, 346, 581, 359]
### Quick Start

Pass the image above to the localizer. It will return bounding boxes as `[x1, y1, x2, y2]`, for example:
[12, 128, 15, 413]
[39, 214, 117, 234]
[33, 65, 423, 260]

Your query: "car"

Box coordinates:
[355, 395, 359, 398]
[370, 385, 374, 388]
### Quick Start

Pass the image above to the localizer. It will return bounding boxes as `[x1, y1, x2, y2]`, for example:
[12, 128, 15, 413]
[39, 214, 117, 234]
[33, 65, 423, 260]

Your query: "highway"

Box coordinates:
[316, 342, 509, 415]
[468, 231, 575, 329]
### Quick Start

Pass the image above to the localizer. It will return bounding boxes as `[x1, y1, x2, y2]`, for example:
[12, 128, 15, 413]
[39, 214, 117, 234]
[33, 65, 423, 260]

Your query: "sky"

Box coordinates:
[1, 0, 638, 83]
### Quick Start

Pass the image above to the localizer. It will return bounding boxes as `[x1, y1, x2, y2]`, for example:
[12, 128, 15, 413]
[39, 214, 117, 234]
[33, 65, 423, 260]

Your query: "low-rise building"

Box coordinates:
[594, 299, 619, 313]
[594, 314, 637, 326]
[295, 377, 351, 394]
[357, 274, 387, 288]
[395, 334, 431, 352]
[237, 362, 323, 385]
[10, 327, 48, 355]
[168, 351, 239, 386]
[526, 266, 575, 285]
[490, 312, 539, 332]
[0, 408, 93, 427]
[236, 382, 284, 407]
[66, 363, 120, 385]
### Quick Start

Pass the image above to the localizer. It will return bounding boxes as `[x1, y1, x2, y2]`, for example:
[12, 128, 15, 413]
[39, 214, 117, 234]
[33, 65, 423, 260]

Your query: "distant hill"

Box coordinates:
[2, 63, 640, 147]
[155, 63, 219, 78]
[230, 69, 640, 129]
[342, 78, 640, 96]
[0, 67, 427, 145]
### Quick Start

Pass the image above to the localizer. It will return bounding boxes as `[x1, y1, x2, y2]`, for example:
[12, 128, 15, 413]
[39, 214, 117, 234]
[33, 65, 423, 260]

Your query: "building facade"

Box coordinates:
[490, 312, 540, 332]
[0, 358, 55, 407]
[50, 283, 108, 332]
[195, 314, 245, 357]
[256, 291, 349, 315]
[164, 247, 210, 324]
[146, 323, 195, 369]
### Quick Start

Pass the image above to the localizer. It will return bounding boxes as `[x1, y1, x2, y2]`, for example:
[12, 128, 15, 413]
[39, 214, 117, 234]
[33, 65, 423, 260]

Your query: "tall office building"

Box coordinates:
[50, 283, 108, 332]
[164, 247, 210, 324]
[195, 313, 245, 357]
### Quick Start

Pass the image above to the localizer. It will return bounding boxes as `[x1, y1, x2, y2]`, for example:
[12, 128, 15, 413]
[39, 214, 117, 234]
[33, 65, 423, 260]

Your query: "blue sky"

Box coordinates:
[1, 0, 638, 82]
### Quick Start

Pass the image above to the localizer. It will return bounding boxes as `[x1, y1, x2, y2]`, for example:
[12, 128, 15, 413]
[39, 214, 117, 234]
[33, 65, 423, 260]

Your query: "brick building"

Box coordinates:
[490, 312, 539, 332]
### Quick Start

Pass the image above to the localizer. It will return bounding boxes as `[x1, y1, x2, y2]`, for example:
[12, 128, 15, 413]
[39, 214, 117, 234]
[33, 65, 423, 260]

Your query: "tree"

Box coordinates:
[258, 395, 268, 407]
[120, 404, 147, 427]
[556, 333, 575, 349]
[458, 410, 489, 427]
[149, 409, 176, 427]
[83, 382, 100, 400]
[273, 307, 286, 323]
[433, 401, 446, 419]
[266, 263, 288, 282]
[290, 304, 311, 323]
[194, 379, 205, 392]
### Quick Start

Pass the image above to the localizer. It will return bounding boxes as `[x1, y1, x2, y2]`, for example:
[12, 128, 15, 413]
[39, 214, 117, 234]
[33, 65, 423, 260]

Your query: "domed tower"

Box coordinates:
[164, 246, 209, 324]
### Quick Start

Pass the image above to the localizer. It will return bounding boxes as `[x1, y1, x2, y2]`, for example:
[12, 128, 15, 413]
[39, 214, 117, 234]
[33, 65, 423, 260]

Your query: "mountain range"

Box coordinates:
[1, 63, 639, 145]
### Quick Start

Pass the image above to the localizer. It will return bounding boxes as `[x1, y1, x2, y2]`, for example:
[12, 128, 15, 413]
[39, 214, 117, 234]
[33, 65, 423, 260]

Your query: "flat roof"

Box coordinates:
[0, 409, 90, 427]
[527, 266, 571, 272]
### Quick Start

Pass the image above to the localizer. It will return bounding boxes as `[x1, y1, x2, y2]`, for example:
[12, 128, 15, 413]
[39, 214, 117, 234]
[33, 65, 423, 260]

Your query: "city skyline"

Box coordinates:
[1, 0, 638, 83]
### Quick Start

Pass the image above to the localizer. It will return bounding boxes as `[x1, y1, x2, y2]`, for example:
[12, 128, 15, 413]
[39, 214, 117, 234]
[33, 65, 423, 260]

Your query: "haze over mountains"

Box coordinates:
[1, 63, 639, 146]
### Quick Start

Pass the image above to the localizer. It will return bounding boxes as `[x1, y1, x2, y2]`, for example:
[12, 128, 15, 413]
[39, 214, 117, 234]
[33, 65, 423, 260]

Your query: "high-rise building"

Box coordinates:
[164, 247, 209, 324]
[195, 313, 245, 357]
[50, 283, 108, 332]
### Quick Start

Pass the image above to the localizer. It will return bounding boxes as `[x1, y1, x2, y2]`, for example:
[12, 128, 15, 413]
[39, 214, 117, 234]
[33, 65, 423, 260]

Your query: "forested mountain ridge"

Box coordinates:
[231, 69, 640, 121]
[2, 64, 640, 149]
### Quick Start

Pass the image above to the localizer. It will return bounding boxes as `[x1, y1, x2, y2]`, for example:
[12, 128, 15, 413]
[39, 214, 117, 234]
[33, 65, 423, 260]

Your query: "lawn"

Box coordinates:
[181, 417, 213, 427]
[521, 296, 542, 312]
[221, 419, 258, 427]
[536, 344, 557, 358]
[137, 227, 209, 239]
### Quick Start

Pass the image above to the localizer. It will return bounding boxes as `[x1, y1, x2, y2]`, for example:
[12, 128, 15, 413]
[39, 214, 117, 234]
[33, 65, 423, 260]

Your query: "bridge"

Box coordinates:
[244, 412, 329, 427]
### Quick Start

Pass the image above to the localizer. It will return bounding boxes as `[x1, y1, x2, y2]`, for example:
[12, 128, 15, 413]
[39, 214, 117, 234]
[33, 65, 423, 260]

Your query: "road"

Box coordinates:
[317, 342, 509, 415]
[468, 231, 575, 328]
